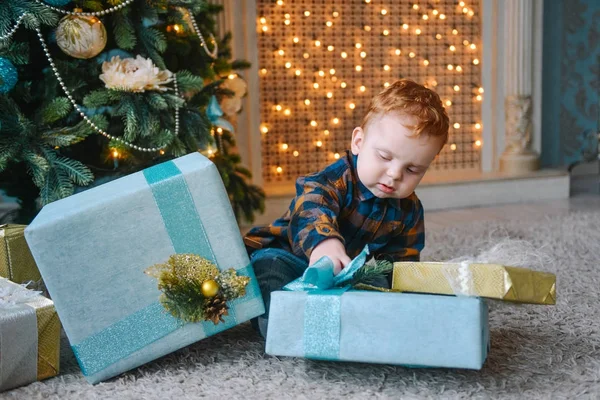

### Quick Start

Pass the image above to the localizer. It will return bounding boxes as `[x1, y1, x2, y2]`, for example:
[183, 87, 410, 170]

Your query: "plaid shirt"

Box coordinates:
[244, 151, 424, 262]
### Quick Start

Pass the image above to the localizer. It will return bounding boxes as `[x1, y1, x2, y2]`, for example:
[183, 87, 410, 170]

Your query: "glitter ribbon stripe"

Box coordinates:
[303, 288, 346, 360]
[143, 161, 217, 262]
[284, 246, 371, 361]
[70, 161, 255, 377]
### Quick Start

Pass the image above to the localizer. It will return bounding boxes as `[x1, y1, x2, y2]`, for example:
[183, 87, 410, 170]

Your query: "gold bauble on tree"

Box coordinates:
[55, 12, 107, 59]
[201, 279, 220, 298]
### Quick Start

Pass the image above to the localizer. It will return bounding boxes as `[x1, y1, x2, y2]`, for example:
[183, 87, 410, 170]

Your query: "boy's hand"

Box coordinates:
[309, 238, 351, 275]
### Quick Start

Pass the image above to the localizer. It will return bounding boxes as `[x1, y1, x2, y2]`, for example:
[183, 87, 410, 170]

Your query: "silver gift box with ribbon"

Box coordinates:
[24, 153, 264, 384]
[0, 277, 60, 391]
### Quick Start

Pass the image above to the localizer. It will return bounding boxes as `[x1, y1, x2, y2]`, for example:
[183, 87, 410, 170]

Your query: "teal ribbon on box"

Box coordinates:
[71, 160, 260, 377]
[284, 246, 370, 360]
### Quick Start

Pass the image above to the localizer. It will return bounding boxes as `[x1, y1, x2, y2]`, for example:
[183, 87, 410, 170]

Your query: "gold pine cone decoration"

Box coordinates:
[204, 294, 229, 325]
[55, 14, 107, 59]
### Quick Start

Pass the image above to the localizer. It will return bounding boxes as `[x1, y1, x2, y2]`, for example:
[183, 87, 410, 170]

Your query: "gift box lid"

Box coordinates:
[392, 261, 556, 305]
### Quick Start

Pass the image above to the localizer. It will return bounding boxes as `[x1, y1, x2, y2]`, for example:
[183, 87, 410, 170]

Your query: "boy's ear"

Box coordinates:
[351, 127, 364, 155]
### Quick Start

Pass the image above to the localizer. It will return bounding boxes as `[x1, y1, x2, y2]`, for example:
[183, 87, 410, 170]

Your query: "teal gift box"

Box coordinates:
[266, 290, 489, 369]
[24, 153, 264, 384]
[266, 245, 489, 369]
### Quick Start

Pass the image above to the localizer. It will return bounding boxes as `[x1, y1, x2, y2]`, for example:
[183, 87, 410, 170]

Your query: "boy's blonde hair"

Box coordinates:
[361, 79, 449, 145]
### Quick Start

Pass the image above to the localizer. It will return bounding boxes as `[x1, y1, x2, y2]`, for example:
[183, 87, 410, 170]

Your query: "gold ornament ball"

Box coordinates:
[201, 280, 220, 297]
[56, 14, 107, 59]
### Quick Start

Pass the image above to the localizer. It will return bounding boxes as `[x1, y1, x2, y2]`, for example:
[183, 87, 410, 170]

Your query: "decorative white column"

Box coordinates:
[500, 0, 540, 174]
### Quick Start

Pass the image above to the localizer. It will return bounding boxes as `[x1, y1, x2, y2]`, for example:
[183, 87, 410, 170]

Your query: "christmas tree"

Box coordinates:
[0, 0, 264, 224]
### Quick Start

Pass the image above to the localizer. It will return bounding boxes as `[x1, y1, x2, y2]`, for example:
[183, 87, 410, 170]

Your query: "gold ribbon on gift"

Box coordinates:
[34, 298, 61, 380]
[0, 278, 60, 391]
[0, 224, 41, 284]
[392, 262, 556, 305]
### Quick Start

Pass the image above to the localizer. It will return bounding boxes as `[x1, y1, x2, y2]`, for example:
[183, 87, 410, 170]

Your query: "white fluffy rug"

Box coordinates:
[3, 210, 600, 399]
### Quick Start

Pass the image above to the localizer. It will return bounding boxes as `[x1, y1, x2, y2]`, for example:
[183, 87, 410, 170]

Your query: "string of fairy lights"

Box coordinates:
[257, 0, 483, 184]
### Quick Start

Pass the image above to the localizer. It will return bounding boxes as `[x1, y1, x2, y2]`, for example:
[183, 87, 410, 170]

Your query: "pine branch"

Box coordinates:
[174, 70, 204, 94]
[217, 87, 235, 98]
[113, 95, 139, 141]
[22, 150, 49, 188]
[83, 89, 120, 108]
[162, 93, 185, 109]
[350, 260, 394, 288]
[220, 32, 232, 47]
[139, 106, 158, 138]
[75, 114, 108, 136]
[137, 26, 167, 68]
[200, 79, 224, 95]
[180, 108, 209, 146]
[147, 93, 168, 110]
[81, 1, 104, 12]
[154, 128, 175, 149]
[0, 95, 24, 135]
[52, 156, 94, 186]
[139, 1, 159, 24]
[13, 4, 58, 28]
[150, 26, 168, 51]
[0, 42, 29, 65]
[230, 60, 251, 70]
[35, 148, 94, 204]
[42, 97, 71, 124]
[124, 105, 139, 141]
[169, 1, 218, 16]
[168, 136, 188, 157]
[41, 131, 82, 147]
[40, 115, 105, 147]
[212, 58, 233, 76]
[39, 166, 59, 204]
[56, 168, 75, 199]
[0, 7, 12, 36]
[0, 139, 20, 172]
[17, 113, 37, 138]
[111, 10, 137, 50]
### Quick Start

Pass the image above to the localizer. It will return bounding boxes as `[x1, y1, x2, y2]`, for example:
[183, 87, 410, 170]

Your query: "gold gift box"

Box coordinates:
[392, 262, 556, 305]
[0, 224, 41, 284]
[34, 297, 61, 381]
[0, 278, 60, 391]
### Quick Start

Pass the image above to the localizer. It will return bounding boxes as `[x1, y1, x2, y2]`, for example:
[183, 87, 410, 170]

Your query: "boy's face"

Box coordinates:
[351, 113, 443, 199]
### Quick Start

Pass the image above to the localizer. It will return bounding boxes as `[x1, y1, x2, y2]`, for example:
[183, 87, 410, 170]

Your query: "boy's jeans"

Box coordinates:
[249, 248, 308, 338]
[249, 247, 391, 338]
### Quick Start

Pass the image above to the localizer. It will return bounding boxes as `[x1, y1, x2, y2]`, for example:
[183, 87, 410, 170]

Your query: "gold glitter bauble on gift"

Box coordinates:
[55, 12, 107, 59]
[201, 279, 220, 297]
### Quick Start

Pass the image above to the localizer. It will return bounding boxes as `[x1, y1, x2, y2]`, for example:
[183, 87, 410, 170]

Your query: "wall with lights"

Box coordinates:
[256, 0, 483, 185]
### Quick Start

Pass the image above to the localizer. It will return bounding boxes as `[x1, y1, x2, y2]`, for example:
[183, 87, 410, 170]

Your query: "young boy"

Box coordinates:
[244, 79, 449, 337]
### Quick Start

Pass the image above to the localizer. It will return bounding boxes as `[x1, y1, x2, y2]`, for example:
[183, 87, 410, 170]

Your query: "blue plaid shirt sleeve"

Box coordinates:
[378, 198, 425, 262]
[288, 175, 346, 259]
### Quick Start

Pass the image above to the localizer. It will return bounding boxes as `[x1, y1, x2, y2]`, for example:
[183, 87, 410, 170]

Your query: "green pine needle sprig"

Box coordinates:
[350, 259, 394, 288]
